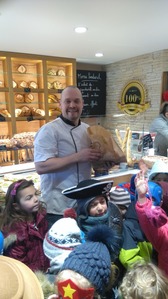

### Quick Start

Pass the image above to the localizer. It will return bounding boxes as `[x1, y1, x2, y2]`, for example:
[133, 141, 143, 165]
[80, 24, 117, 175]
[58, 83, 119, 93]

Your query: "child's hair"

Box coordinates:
[119, 262, 168, 299]
[0, 179, 45, 230]
[160, 102, 168, 115]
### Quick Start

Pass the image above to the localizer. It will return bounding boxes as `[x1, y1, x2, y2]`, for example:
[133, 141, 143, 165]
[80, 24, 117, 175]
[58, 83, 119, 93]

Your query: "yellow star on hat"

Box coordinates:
[63, 283, 76, 299]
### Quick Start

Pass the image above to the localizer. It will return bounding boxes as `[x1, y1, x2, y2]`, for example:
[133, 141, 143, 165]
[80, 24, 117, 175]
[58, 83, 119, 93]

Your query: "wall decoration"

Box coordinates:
[117, 80, 150, 115]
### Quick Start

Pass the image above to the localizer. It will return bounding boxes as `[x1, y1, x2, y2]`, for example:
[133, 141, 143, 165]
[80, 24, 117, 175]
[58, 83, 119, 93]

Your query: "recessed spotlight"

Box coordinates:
[74, 26, 88, 33]
[95, 52, 104, 57]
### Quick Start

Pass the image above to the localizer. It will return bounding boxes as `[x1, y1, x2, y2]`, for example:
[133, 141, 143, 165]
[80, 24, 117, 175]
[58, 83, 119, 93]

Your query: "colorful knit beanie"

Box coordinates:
[61, 224, 120, 295]
[110, 187, 131, 208]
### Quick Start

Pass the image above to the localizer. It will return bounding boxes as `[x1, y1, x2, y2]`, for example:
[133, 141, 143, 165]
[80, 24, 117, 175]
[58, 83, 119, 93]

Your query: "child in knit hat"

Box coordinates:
[62, 179, 123, 298]
[110, 188, 131, 218]
[49, 225, 121, 299]
[43, 211, 84, 275]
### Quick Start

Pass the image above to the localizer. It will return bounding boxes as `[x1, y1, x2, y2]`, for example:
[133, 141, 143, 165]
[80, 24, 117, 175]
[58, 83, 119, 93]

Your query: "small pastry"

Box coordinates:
[29, 81, 38, 89]
[57, 69, 65, 76]
[48, 94, 59, 103]
[47, 82, 53, 89]
[15, 109, 22, 117]
[15, 93, 24, 103]
[0, 109, 11, 117]
[47, 69, 57, 76]
[19, 81, 28, 88]
[17, 65, 27, 73]
[20, 105, 31, 116]
[53, 81, 63, 89]
[0, 80, 4, 87]
[31, 107, 45, 116]
[13, 80, 17, 88]
[25, 93, 34, 103]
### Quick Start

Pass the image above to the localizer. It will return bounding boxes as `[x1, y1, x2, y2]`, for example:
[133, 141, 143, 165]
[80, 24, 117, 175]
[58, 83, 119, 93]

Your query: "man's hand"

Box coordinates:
[77, 148, 103, 162]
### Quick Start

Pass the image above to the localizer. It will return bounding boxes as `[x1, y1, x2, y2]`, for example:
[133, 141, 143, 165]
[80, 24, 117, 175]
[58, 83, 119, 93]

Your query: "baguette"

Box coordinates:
[115, 129, 123, 149]
[122, 127, 130, 154]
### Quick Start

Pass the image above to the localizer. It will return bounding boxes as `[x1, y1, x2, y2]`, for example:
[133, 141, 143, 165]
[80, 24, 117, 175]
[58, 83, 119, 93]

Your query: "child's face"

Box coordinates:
[17, 185, 39, 213]
[153, 173, 168, 182]
[117, 205, 127, 217]
[88, 196, 107, 217]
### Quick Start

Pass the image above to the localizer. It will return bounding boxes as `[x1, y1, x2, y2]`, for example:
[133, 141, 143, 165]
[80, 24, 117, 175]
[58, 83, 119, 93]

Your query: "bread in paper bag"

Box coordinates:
[87, 125, 126, 170]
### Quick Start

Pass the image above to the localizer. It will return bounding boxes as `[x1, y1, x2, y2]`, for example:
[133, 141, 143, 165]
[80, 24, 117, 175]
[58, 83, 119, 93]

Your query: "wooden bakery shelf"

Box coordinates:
[0, 51, 76, 166]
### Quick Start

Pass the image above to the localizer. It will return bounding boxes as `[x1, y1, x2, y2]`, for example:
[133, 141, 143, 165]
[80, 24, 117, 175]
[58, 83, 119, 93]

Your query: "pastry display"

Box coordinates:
[15, 93, 25, 103]
[47, 69, 57, 76]
[29, 81, 38, 89]
[12, 132, 36, 148]
[17, 65, 27, 73]
[57, 69, 65, 76]
[53, 81, 63, 89]
[18, 81, 28, 88]
[0, 109, 11, 117]
[25, 93, 34, 103]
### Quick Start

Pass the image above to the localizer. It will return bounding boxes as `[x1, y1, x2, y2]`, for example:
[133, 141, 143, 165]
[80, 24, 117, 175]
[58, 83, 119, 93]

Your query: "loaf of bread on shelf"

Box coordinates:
[17, 65, 27, 73]
[15, 93, 25, 103]
[31, 107, 45, 116]
[19, 105, 32, 116]
[29, 81, 38, 89]
[25, 93, 34, 103]
[47, 82, 53, 89]
[49, 108, 61, 117]
[0, 80, 4, 87]
[18, 81, 28, 88]
[0, 109, 11, 117]
[13, 80, 17, 88]
[15, 108, 22, 117]
[47, 69, 57, 76]
[57, 69, 65, 76]
[48, 94, 59, 103]
[53, 81, 63, 89]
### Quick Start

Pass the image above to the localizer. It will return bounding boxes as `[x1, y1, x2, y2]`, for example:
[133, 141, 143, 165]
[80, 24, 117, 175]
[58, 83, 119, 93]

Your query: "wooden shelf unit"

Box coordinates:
[0, 51, 76, 165]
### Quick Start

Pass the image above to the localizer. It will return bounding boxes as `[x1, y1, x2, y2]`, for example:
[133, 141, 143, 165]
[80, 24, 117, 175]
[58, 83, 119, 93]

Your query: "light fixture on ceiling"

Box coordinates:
[95, 52, 104, 58]
[74, 26, 88, 33]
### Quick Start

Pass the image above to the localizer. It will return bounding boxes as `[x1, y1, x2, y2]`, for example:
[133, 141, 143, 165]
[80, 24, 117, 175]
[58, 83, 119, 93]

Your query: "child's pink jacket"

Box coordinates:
[136, 199, 168, 276]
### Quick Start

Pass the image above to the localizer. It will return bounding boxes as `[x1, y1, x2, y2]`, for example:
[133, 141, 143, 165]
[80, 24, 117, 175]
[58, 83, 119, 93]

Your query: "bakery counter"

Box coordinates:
[0, 162, 35, 177]
[94, 168, 139, 186]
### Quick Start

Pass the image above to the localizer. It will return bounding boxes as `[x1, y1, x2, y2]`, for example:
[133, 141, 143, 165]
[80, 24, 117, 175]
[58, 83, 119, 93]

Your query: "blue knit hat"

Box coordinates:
[147, 181, 163, 206]
[61, 224, 119, 295]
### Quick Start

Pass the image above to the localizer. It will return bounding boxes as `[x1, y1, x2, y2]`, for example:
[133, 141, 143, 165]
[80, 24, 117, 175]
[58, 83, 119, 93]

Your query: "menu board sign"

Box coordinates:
[77, 70, 106, 116]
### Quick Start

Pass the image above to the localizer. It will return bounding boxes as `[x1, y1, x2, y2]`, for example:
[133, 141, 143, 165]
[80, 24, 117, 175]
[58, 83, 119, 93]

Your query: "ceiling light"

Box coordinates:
[74, 26, 88, 33]
[95, 52, 104, 57]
